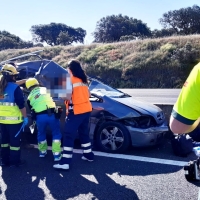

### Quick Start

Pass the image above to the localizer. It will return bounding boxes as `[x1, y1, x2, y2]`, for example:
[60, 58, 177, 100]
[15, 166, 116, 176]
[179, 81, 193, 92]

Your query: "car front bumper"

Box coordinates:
[126, 123, 169, 147]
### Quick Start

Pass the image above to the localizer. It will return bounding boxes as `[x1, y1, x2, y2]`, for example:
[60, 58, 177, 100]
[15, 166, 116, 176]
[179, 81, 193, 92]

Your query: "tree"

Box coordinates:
[151, 28, 177, 38]
[159, 5, 200, 35]
[57, 31, 72, 45]
[30, 23, 86, 46]
[0, 31, 33, 50]
[119, 35, 136, 41]
[92, 14, 151, 43]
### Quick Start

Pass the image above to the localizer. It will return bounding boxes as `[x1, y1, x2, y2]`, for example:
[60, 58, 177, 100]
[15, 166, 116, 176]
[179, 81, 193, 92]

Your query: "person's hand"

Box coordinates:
[23, 117, 29, 126]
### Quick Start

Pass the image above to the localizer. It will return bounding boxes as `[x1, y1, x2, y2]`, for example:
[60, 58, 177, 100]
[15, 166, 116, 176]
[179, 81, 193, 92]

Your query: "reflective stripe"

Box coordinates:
[73, 82, 88, 88]
[81, 142, 91, 148]
[63, 154, 72, 158]
[64, 147, 73, 151]
[28, 87, 56, 113]
[53, 140, 61, 143]
[1, 144, 9, 147]
[83, 149, 92, 153]
[0, 102, 16, 106]
[39, 140, 47, 144]
[0, 116, 23, 120]
[10, 146, 20, 151]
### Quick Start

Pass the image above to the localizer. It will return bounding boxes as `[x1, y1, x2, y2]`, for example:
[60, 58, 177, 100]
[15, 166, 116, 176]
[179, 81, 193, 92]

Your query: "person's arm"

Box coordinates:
[14, 86, 27, 118]
[20, 107, 27, 118]
[16, 79, 27, 86]
[88, 87, 91, 98]
[170, 115, 200, 134]
[169, 62, 200, 134]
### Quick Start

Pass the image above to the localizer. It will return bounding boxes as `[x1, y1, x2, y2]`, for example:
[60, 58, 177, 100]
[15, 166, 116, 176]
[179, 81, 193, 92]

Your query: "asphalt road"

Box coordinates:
[119, 89, 181, 105]
[0, 139, 200, 200]
[1, 88, 199, 200]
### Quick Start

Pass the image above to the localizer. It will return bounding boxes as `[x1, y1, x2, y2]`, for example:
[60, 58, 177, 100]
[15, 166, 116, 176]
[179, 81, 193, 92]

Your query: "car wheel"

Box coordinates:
[96, 121, 131, 153]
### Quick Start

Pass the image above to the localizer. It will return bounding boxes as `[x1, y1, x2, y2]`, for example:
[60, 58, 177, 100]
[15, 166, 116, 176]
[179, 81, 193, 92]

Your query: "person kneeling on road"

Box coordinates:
[0, 64, 28, 167]
[25, 78, 62, 161]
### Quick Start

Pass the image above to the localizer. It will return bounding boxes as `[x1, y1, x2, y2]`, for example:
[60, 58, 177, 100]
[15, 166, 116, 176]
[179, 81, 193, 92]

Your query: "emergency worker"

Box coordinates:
[8, 62, 34, 149]
[170, 62, 200, 134]
[25, 78, 62, 161]
[0, 64, 28, 167]
[53, 59, 94, 170]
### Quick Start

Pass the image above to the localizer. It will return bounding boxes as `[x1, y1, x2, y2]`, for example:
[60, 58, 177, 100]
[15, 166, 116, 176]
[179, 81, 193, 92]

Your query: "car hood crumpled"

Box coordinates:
[112, 97, 164, 121]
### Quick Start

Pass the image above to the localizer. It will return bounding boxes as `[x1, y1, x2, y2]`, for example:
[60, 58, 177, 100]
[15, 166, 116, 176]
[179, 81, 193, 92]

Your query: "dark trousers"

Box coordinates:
[0, 123, 23, 165]
[61, 111, 92, 164]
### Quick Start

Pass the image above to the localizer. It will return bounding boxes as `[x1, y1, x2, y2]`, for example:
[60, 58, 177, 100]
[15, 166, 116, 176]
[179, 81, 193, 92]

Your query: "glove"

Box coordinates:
[15, 117, 29, 137]
[23, 117, 29, 126]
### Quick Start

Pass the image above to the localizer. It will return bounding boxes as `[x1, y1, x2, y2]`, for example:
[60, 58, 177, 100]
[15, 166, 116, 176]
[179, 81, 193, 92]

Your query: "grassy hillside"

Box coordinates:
[0, 34, 200, 88]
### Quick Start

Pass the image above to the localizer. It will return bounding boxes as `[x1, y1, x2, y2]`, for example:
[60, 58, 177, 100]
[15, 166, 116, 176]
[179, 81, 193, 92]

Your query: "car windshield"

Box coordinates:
[89, 79, 128, 98]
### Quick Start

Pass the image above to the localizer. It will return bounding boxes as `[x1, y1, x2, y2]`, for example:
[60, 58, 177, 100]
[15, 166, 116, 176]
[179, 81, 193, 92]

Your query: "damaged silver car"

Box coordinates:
[0, 51, 169, 153]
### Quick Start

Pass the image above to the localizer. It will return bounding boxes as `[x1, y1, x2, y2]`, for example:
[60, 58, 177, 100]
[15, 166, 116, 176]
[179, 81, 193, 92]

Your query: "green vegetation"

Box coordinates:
[0, 31, 33, 51]
[93, 14, 151, 43]
[0, 34, 200, 88]
[30, 23, 86, 46]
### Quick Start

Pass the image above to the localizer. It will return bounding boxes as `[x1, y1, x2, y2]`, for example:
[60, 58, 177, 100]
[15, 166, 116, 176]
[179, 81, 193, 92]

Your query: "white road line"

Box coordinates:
[198, 189, 200, 200]
[32, 144, 187, 167]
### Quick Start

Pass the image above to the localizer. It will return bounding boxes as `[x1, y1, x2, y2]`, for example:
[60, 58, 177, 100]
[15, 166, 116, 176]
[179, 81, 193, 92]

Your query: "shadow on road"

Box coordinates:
[1, 135, 198, 200]
[0, 148, 140, 200]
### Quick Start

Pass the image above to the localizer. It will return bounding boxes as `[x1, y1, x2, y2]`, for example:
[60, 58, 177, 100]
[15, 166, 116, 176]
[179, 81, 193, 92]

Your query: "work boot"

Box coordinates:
[39, 151, 47, 158]
[82, 152, 94, 162]
[53, 163, 69, 170]
[82, 156, 94, 162]
[54, 154, 62, 162]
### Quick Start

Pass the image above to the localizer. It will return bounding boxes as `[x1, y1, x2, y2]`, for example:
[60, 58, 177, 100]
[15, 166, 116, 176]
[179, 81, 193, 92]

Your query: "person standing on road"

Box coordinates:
[170, 62, 200, 134]
[53, 59, 94, 170]
[8, 62, 34, 149]
[0, 64, 28, 167]
[25, 78, 62, 161]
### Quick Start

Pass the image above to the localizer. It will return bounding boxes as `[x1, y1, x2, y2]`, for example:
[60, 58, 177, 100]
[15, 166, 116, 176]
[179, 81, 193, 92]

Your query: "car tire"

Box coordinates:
[96, 121, 131, 153]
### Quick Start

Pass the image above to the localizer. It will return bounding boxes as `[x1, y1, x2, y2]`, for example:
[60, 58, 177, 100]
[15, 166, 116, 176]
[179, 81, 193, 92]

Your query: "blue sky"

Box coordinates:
[1, 0, 199, 44]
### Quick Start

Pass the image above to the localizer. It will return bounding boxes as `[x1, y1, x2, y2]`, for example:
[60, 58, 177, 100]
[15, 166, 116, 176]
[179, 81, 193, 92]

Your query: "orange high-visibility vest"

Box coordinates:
[65, 76, 92, 115]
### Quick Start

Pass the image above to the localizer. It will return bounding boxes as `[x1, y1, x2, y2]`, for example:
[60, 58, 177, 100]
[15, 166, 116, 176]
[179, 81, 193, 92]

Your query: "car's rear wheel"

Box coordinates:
[96, 121, 131, 153]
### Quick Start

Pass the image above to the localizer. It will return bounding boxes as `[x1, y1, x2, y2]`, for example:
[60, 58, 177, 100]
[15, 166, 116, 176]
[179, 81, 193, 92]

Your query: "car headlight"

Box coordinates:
[124, 116, 156, 128]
